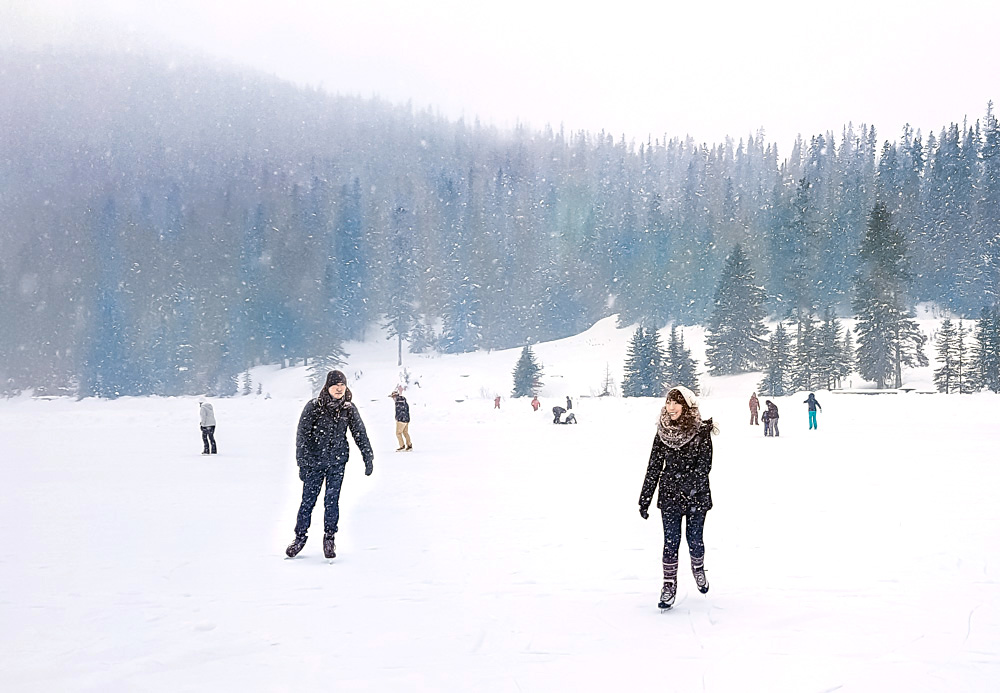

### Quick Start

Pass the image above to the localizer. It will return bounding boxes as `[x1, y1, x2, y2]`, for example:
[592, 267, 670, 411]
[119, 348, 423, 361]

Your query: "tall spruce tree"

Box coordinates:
[622, 326, 667, 397]
[511, 345, 543, 397]
[758, 321, 793, 396]
[852, 202, 928, 388]
[790, 313, 820, 391]
[816, 307, 848, 389]
[664, 325, 700, 392]
[705, 245, 768, 375]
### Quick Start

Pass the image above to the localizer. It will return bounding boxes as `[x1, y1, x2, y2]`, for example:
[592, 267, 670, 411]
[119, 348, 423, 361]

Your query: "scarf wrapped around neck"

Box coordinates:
[657, 405, 703, 449]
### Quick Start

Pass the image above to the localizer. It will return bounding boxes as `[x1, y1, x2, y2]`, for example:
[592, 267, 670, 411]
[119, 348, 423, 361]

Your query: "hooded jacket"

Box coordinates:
[199, 402, 216, 427]
[804, 394, 822, 412]
[296, 394, 374, 471]
[639, 418, 714, 514]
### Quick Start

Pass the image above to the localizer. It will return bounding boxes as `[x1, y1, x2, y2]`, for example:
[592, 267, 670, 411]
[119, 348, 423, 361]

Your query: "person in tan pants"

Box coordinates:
[390, 391, 412, 451]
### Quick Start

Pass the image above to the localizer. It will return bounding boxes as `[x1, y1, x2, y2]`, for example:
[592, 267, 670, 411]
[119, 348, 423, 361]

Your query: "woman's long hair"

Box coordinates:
[664, 388, 699, 432]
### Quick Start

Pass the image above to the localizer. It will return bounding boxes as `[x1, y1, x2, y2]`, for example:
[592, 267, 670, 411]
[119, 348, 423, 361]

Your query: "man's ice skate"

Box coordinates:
[285, 534, 307, 558]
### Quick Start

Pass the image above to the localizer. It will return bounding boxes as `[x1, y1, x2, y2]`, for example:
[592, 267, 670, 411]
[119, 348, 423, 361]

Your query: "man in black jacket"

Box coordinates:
[286, 370, 374, 559]
[390, 390, 412, 451]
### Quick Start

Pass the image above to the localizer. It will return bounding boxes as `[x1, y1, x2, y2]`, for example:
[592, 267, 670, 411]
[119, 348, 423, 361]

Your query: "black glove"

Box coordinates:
[639, 507, 649, 520]
[365, 461, 373, 476]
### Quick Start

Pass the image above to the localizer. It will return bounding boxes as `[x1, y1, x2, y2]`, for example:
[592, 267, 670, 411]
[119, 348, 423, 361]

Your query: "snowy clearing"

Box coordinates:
[1, 317, 998, 692]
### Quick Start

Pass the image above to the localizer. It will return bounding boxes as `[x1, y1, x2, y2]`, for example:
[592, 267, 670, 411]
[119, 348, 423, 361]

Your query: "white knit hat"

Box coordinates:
[668, 385, 698, 408]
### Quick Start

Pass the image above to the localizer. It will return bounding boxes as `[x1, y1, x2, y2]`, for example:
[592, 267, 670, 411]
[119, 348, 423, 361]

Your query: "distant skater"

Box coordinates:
[803, 393, 822, 430]
[762, 409, 771, 437]
[494, 395, 501, 409]
[390, 390, 412, 451]
[531, 396, 540, 411]
[286, 370, 374, 560]
[199, 401, 217, 455]
[749, 392, 759, 426]
[566, 396, 573, 410]
[639, 386, 716, 610]
[765, 399, 779, 437]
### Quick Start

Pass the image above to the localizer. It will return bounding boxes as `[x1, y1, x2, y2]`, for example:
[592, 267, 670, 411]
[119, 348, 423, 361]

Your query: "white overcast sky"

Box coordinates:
[4, 0, 998, 155]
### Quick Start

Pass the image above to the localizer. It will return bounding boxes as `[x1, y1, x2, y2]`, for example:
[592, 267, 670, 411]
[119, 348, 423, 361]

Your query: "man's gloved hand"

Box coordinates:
[639, 507, 649, 520]
[365, 461, 373, 476]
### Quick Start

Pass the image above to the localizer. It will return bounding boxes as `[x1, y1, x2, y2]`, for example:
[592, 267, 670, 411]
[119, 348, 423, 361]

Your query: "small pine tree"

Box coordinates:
[841, 325, 856, 387]
[759, 321, 793, 396]
[241, 369, 252, 396]
[933, 319, 959, 393]
[511, 345, 543, 397]
[956, 320, 974, 393]
[600, 363, 618, 397]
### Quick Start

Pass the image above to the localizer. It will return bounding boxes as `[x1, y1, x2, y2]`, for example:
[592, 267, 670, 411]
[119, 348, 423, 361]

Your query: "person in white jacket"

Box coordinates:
[199, 401, 217, 455]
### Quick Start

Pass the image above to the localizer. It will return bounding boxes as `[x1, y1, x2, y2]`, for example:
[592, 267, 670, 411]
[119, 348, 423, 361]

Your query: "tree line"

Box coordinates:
[1, 49, 998, 397]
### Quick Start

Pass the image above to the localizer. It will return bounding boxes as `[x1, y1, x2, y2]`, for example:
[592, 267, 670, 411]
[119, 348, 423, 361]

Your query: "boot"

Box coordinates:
[692, 555, 709, 594]
[323, 533, 337, 559]
[396, 446, 405, 452]
[285, 534, 307, 558]
[405, 445, 413, 451]
[658, 560, 678, 609]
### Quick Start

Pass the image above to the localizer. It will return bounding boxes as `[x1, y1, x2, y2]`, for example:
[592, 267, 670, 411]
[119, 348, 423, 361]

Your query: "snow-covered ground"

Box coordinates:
[2, 317, 998, 692]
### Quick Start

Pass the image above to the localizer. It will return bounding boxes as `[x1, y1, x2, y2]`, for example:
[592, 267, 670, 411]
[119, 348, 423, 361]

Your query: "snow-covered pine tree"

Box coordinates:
[622, 326, 667, 397]
[758, 321, 793, 396]
[241, 369, 252, 396]
[665, 325, 700, 392]
[705, 244, 768, 375]
[407, 314, 436, 354]
[933, 318, 959, 393]
[852, 202, 928, 388]
[816, 307, 848, 389]
[511, 345, 543, 397]
[790, 312, 820, 391]
[956, 320, 974, 393]
[972, 306, 1000, 392]
[842, 328, 856, 386]
[645, 327, 668, 397]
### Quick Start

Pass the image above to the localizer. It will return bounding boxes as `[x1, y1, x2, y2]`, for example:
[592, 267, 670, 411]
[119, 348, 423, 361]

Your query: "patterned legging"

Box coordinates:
[660, 507, 706, 563]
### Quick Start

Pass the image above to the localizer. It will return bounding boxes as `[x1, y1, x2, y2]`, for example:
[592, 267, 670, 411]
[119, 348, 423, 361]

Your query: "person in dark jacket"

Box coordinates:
[551, 405, 566, 424]
[749, 392, 759, 426]
[566, 395, 573, 410]
[639, 385, 716, 609]
[765, 399, 779, 437]
[286, 370, 374, 560]
[803, 392, 822, 430]
[390, 390, 412, 451]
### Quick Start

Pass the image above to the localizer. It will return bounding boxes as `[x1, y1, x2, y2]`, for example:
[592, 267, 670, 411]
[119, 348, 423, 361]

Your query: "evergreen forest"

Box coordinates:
[1, 50, 999, 397]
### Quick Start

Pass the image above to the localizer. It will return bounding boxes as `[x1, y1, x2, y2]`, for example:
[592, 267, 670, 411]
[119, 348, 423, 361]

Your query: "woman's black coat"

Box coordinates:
[296, 397, 374, 473]
[639, 419, 714, 514]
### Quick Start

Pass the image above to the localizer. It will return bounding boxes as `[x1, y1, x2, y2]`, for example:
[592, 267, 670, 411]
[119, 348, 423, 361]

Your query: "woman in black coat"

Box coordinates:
[285, 370, 374, 560]
[639, 385, 716, 609]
